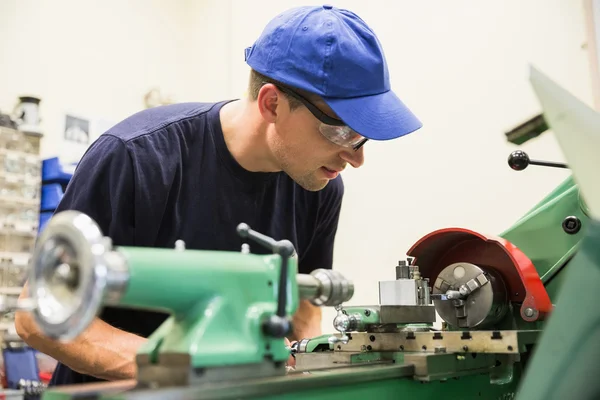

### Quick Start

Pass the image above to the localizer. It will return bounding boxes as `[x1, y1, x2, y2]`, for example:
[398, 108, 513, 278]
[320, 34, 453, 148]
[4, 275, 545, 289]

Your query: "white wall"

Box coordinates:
[0, 0, 198, 162]
[1, 1, 595, 334]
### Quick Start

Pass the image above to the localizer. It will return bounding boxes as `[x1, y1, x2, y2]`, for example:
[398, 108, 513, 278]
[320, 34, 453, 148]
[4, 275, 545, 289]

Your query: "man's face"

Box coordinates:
[266, 85, 366, 191]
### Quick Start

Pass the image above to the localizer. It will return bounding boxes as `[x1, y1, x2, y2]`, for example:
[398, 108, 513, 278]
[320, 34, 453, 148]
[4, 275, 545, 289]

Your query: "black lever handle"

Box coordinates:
[508, 150, 568, 171]
[237, 223, 296, 338]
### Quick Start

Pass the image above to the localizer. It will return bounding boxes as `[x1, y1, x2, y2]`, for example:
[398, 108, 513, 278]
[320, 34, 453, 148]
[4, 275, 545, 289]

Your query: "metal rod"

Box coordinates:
[277, 256, 288, 317]
[528, 160, 568, 169]
[296, 274, 319, 299]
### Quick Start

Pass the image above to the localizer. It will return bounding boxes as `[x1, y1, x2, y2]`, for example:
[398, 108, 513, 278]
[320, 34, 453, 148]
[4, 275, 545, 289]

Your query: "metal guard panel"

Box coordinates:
[406, 228, 552, 321]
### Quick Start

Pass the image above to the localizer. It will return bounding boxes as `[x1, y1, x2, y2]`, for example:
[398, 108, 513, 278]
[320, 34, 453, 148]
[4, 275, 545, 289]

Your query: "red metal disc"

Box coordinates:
[406, 228, 553, 322]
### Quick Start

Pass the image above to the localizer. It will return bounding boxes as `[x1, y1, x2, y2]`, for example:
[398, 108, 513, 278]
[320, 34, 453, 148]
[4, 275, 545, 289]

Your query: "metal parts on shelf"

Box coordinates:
[17, 378, 46, 396]
[0, 126, 42, 329]
[0, 125, 44, 396]
[0, 294, 35, 314]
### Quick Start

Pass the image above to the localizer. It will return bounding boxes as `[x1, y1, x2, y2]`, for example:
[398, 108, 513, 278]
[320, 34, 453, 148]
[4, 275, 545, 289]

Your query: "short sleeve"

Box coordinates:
[298, 176, 345, 274]
[53, 134, 135, 246]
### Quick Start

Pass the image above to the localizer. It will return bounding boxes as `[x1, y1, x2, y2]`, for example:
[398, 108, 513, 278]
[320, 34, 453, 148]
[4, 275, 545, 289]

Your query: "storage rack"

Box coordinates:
[0, 126, 42, 327]
[0, 125, 42, 398]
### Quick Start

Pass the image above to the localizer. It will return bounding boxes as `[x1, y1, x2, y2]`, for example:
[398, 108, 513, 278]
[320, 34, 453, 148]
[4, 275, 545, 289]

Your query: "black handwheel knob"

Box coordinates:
[508, 150, 530, 171]
[262, 315, 292, 338]
[562, 216, 582, 235]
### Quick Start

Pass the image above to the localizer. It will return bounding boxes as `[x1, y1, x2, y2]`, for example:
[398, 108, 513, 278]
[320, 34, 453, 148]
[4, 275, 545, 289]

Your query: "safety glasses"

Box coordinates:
[268, 83, 368, 151]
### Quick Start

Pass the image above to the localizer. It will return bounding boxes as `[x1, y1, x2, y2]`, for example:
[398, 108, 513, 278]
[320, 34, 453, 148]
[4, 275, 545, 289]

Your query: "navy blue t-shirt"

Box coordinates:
[48, 100, 344, 386]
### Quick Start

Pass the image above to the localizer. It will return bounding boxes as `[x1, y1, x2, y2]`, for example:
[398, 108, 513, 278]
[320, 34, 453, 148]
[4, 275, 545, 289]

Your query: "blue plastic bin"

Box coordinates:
[40, 184, 64, 211]
[38, 211, 53, 234]
[42, 157, 76, 184]
[2, 346, 40, 390]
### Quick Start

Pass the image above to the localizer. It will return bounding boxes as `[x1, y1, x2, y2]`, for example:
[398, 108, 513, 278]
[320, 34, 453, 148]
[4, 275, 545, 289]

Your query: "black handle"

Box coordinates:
[237, 223, 295, 338]
[508, 150, 568, 171]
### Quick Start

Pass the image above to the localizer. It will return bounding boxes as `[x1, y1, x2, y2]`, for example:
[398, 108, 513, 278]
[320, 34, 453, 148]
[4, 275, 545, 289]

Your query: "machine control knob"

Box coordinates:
[508, 150, 568, 171]
[508, 150, 530, 171]
[262, 315, 291, 338]
[562, 216, 582, 234]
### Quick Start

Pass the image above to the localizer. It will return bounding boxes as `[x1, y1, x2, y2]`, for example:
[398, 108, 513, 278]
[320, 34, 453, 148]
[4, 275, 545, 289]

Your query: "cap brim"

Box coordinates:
[323, 90, 422, 141]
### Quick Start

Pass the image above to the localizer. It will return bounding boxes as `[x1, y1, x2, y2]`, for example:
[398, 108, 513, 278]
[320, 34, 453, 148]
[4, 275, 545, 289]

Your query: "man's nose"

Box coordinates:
[339, 147, 364, 168]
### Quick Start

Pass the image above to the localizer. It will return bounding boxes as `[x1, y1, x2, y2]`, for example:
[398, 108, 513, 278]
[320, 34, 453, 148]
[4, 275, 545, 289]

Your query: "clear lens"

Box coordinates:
[318, 124, 365, 148]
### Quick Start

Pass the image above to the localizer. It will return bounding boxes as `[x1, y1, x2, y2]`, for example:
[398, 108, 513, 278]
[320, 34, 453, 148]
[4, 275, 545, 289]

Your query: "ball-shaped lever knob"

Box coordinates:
[236, 223, 250, 238]
[508, 150, 530, 171]
[262, 315, 292, 338]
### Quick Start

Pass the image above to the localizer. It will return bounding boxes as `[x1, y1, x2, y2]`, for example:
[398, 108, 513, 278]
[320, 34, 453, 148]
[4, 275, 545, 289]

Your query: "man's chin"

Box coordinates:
[290, 173, 330, 192]
[300, 180, 329, 192]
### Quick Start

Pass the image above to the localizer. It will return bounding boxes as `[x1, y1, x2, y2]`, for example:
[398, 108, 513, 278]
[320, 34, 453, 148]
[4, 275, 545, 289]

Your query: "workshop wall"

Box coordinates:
[219, 0, 595, 330]
[0, 0, 196, 162]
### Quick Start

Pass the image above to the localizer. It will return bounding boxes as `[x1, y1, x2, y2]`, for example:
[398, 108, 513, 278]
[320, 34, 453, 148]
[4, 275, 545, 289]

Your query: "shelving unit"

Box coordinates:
[0, 126, 42, 331]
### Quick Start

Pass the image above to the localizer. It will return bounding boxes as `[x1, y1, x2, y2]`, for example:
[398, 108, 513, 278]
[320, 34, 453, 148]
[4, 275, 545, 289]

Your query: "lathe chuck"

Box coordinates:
[432, 262, 508, 329]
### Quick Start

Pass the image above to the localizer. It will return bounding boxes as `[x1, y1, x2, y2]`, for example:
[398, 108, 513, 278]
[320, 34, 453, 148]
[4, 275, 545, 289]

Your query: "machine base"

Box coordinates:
[42, 360, 522, 400]
[136, 354, 286, 388]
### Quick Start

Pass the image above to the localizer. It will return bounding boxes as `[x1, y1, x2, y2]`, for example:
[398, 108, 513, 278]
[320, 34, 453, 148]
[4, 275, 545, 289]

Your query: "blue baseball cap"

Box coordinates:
[244, 4, 422, 141]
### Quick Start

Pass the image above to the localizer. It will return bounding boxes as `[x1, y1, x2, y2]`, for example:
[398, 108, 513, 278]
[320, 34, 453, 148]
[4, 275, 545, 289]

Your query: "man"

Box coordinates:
[15, 4, 422, 386]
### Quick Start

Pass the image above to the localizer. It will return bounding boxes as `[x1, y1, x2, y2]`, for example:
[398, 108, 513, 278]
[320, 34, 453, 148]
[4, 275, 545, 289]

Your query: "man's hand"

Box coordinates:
[283, 300, 323, 368]
[284, 337, 296, 367]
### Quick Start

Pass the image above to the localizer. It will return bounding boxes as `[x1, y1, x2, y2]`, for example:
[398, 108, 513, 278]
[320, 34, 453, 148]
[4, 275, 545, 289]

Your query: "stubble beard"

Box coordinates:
[273, 145, 328, 192]
[292, 171, 329, 192]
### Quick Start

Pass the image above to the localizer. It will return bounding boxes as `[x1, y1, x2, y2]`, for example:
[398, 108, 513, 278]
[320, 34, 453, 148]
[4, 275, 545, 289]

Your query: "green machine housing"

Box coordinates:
[28, 214, 354, 390]
[17, 67, 600, 399]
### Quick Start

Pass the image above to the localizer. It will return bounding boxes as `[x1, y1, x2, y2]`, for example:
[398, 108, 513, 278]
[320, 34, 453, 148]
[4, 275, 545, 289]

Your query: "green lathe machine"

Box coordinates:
[13, 66, 600, 399]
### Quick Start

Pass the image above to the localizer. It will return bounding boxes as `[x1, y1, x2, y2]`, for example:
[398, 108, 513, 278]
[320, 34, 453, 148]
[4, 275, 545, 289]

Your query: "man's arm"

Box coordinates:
[290, 300, 323, 341]
[15, 284, 146, 380]
[15, 134, 143, 381]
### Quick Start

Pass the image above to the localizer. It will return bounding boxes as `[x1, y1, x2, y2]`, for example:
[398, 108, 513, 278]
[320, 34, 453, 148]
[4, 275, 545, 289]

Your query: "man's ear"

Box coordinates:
[257, 84, 282, 123]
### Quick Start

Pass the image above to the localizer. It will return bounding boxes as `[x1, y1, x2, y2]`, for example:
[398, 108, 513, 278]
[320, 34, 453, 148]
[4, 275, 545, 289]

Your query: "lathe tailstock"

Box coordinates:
[14, 66, 600, 399]
[27, 212, 354, 390]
